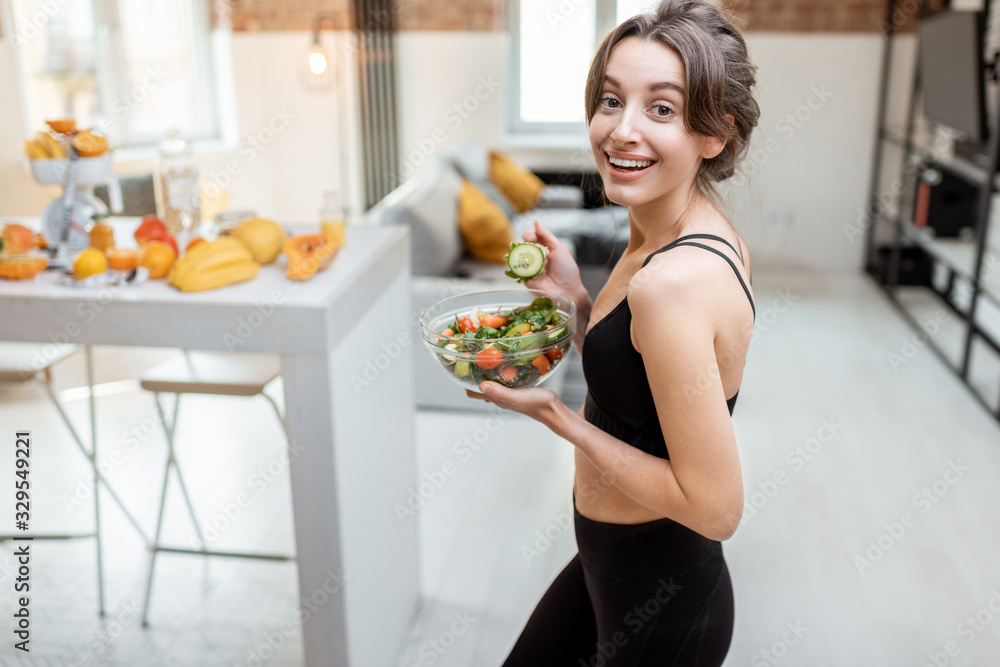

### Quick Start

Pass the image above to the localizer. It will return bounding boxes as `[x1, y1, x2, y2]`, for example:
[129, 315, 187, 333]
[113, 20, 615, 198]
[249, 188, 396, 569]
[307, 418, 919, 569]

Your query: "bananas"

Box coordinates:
[22, 140, 47, 159]
[176, 261, 259, 293]
[24, 131, 67, 159]
[168, 236, 260, 292]
[227, 217, 287, 264]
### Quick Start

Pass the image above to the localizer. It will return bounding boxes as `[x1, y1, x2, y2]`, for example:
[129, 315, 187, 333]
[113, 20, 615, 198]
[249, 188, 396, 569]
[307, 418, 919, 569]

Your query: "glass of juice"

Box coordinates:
[106, 247, 138, 279]
[320, 190, 345, 247]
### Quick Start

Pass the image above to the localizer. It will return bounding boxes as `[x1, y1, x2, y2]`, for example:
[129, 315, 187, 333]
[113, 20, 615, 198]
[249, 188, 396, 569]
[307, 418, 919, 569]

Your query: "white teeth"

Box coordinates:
[609, 156, 653, 168]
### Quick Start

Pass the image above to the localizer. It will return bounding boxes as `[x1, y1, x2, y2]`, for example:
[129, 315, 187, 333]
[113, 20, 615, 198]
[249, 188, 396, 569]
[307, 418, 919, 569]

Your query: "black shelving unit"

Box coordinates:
[865, 0, 1000, 421]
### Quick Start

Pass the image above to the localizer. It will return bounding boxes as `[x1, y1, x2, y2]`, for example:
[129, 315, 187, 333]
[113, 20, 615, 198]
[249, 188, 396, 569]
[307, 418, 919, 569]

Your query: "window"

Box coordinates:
[9, 0, 225, 150]
[510, 0, 660, 136]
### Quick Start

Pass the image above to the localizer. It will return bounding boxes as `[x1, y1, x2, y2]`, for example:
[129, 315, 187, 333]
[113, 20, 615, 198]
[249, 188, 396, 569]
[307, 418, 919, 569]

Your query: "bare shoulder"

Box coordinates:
[629, 237, 746, 310]
[627, 232, 755, 352]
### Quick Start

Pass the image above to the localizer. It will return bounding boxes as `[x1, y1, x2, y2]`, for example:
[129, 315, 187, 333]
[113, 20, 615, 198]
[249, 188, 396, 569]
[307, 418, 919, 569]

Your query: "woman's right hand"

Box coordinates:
[522, 220, 593, 357]
[521, 220, 589, 309]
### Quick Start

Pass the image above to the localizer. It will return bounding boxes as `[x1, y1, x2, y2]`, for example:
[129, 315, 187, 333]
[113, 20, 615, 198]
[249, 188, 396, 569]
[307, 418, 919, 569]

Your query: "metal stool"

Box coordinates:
[138, 350, 294, 626]
[0, 343, 149, 617]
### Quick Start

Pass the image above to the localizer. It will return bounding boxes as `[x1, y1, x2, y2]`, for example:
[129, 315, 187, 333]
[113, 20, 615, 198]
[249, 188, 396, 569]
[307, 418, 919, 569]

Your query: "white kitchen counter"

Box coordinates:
[0, 222, 419, 666]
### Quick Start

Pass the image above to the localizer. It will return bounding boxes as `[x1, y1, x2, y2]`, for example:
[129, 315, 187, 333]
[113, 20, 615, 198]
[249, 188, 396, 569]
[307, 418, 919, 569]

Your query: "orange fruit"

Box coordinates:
[71, 130, 109, 157]
[46, 119, 77, 134]
[89, 223, 115, 252]
[138, 241, 177, 279]
[72, 247, 108, 281]
[106, 246, 138, 271]
[186, 237, 206, 252]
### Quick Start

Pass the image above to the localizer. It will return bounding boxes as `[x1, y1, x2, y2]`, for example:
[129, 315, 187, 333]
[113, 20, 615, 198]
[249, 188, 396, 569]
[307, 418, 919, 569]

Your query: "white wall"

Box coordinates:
[394, 32, 508, 180]
[1, 25, 903, 271]
[733, 34, 888, 271]
[197, 31, 364, 225]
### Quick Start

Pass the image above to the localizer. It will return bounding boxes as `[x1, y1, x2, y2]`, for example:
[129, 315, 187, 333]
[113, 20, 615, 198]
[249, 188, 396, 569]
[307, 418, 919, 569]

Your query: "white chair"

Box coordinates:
[138, 350, 294, 626]
[0, 343, 149, 617]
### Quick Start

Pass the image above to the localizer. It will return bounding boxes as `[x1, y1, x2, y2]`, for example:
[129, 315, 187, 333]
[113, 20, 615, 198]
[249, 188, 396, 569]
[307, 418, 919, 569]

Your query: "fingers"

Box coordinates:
[523, 221, 559, 250]
[534, 221, 562, 250]
[480, 381, 499, 394]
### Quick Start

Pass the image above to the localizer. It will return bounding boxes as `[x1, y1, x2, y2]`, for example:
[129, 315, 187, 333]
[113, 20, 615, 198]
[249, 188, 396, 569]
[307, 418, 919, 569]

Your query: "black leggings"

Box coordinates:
[501, 499, 734, 666]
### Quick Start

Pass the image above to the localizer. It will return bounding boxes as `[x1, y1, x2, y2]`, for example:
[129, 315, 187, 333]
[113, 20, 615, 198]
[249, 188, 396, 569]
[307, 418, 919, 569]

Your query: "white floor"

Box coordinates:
[2, 267, 1000, 666]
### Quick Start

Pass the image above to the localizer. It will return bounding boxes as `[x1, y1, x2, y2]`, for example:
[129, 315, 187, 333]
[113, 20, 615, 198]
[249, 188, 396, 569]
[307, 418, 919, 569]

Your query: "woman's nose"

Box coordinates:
[610, 109, 641, 145]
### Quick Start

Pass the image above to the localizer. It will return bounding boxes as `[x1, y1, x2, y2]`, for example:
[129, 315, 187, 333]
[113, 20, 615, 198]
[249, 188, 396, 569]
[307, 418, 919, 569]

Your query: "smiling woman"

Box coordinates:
[464, 1, 761, 665]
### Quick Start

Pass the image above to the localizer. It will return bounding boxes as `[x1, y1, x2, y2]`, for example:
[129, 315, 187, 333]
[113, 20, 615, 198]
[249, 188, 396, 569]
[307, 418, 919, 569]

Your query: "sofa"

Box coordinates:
[360, 141, 628, 411]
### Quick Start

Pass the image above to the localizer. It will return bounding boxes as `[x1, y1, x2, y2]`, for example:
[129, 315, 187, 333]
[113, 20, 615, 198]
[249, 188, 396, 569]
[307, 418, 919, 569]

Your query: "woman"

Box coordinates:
[466, 1, 759, 664]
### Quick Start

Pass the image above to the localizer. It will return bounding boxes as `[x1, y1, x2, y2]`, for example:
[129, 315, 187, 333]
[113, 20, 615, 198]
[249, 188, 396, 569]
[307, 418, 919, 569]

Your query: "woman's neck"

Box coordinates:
[625, 184, 710, 254]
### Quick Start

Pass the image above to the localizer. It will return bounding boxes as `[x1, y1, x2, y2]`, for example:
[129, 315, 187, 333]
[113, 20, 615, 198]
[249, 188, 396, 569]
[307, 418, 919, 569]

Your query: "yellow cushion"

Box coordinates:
[457, 180, 514, 263]
[489, 151, 545, 213]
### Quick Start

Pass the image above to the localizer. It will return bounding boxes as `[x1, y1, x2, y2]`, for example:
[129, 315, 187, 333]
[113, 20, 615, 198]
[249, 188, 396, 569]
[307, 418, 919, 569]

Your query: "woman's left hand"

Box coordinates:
[465, 381, 563, 427]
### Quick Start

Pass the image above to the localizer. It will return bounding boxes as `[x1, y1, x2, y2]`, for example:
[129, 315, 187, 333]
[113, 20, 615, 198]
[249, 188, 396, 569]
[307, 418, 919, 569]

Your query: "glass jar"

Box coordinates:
[154, 129, 201, 238]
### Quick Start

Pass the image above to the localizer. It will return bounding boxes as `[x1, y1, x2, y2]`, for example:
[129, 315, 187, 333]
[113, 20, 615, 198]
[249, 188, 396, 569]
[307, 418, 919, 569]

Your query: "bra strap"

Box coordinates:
[673, 242, 756, 318]
[642, 233, 744, 269]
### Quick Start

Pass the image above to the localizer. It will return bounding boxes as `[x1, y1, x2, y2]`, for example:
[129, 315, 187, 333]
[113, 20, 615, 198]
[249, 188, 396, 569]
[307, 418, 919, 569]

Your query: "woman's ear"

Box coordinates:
[701, 114, 735, 159]
[701, 136, 726, 160]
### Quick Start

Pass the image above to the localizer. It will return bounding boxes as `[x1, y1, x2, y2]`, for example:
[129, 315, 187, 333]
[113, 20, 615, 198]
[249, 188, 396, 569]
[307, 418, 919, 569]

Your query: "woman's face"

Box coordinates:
[589, 37, 723, 209]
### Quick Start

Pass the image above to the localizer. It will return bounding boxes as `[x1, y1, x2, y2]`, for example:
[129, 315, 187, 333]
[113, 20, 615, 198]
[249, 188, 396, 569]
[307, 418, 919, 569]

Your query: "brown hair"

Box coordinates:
[585, 0, 759, 192]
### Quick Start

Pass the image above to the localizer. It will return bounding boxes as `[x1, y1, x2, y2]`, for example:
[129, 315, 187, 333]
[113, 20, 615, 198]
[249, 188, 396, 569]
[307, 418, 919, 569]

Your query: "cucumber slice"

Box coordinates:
[504, 322, 533, 337]
[504, 242, 547, 283]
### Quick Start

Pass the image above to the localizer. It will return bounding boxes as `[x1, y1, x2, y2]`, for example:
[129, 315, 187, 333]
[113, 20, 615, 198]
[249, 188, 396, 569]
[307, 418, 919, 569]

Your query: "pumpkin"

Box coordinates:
[0, 255, 48, 280]
[283, 233, 340, 281]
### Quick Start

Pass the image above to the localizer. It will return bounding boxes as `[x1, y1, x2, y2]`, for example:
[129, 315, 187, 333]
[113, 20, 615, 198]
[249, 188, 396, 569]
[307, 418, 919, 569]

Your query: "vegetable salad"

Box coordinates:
[431, 296, 571, 388]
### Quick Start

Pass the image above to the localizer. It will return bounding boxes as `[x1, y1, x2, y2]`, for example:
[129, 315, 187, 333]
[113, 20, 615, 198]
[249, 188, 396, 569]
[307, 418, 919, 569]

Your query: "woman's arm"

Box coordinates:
[622, 253, 750, 539]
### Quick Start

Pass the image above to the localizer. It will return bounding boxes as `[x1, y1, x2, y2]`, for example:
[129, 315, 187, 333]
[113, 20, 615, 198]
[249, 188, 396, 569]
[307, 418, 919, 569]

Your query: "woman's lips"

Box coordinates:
[605, 153, 655, 181]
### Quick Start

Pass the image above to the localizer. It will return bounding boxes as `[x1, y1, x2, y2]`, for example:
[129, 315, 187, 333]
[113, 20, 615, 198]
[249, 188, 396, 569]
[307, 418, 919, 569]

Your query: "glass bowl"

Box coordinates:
[419, 289, 576, 391]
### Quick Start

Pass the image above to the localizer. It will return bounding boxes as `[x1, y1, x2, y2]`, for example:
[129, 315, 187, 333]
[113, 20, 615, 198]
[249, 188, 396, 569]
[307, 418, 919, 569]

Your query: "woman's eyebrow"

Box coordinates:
[650, 81, 684, 95]
[604, 75, 684, 95]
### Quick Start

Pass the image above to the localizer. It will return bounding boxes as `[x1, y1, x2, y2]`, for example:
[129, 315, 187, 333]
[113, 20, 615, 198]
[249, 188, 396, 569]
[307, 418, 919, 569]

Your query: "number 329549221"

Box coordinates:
[15, 432, 30, 530]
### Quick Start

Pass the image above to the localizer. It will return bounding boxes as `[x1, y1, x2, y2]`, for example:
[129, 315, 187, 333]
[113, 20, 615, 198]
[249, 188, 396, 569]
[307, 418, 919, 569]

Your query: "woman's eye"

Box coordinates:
[653, 105, 673, 117]
[600, 96, 620, 109]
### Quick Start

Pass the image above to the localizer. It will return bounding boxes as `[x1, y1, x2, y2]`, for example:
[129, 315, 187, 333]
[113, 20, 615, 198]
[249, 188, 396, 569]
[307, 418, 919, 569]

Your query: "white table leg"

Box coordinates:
[282, 267, 418, 666]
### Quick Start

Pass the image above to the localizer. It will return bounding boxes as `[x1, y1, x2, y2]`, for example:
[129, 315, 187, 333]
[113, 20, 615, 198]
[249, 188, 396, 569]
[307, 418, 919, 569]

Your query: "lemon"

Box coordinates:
[72, 247, 108, 281]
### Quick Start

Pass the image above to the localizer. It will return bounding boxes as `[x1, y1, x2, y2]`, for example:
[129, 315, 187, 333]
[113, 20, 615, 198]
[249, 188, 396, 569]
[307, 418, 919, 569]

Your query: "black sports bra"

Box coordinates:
[581, 233, 756, 461]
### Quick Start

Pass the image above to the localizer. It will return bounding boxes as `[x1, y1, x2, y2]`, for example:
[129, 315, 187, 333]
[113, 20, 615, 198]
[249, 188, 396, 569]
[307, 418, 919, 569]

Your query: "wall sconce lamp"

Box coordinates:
[304, 13, 337, 91]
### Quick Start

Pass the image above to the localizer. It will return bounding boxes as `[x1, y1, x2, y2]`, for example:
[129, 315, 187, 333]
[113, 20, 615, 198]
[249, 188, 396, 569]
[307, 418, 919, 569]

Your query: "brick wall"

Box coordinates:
[220, 0, 937, 34]
[726, 0, 887, 33]
[725, 0, 946, 34]
[0, 1, 939, 35]
[222, 0, 504, 32]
